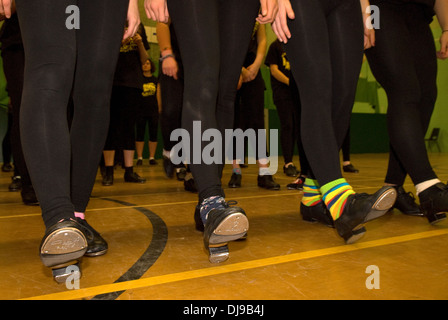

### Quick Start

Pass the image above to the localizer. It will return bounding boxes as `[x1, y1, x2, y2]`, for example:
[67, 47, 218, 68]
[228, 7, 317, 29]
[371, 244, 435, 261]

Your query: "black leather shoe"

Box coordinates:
[203, 200, 248, 263]
[163, 156, 174, 178]
[287, 175, 306, 190]
[184, 173, 198, 193]
[39, 218, 88, 268]
[176, 166, 187, 181]
[393, 186, 423, 216]
[194, 205, 204, 232]
[124, 172, 146, 183]
[228, 173, 242, 188]
[343, 163, 359, 173]
[102, 174, 113, 186]
[334, 186, 397, 244]
[75, 218, 108, 257]
[300, 202, 334, 227]
[283, 164, 298, 177]
[136, 159, 143, 166]
[21, 185, 39, 206]
[419, 183, 448, 225]
[9, 176, 22, 192]
[257, 175, 280, 190]
[2, 163, 13, 172]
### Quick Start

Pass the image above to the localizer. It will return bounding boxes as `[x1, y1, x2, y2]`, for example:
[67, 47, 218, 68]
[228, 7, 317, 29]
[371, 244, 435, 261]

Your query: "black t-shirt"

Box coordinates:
[370, 0, 435, 22]
[243, 22, 260, 68]
[0, 13, 23, 51]
[264, 39, 291, 101]
[139, 75, 158, 116]
[113, 24, 150, 89]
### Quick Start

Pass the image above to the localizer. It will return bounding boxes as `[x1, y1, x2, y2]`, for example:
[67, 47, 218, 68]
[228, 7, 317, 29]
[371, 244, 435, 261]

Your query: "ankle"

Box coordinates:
[200, 196, 225, 223]
[415, 179, 441, 196]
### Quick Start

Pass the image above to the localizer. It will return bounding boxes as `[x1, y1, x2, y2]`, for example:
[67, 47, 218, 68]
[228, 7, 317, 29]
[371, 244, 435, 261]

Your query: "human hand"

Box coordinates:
[162, 56, 179, 80]
[145, 0, 169, 23]
[133, 32, 143, 43]
[237, 74, 243, 90]
[123, 0, 141, 41]
[363, 24, 375, 49]
[243, 65, 259, 82]
[271, 0, 295, 43]
[437, 31, 448, 60]
[256, 0, 278, 24]
[362, 9, 375, 49]
[0, 0, 12, 19]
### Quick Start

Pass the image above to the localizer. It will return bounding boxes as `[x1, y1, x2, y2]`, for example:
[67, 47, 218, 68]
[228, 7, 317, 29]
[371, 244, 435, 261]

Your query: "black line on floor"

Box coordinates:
[90, 197, 168, 300]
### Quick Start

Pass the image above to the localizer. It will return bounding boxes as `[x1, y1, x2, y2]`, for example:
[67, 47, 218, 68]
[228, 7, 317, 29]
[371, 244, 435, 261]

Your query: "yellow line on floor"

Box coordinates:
[21, 228, 448, 300]
[0, 192, 300, 219]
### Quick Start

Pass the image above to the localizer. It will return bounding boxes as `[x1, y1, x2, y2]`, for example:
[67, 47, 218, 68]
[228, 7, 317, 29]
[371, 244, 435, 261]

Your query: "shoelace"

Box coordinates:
[200, 197, 239, 223]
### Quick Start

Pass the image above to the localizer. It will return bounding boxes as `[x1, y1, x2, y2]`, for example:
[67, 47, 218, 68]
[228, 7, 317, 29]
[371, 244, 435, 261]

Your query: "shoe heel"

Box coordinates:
[342, 226, 366, 244]
[208, 244, 230, 263]
[51, 261, 82, 284]
[203, 211, 248, 263]
[426, 212, 447, 225]
[372, 187, 397, 212]
[302, 215, 318, 224]
[40, 227, 87, 267]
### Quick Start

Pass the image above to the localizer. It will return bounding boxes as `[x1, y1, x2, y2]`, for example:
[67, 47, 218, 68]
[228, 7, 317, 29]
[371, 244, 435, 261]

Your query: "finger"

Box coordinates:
[273, 20, 285, 43]
[280, 11, 291, 40]
[158, 4, 168, 23]
[144, 6, 155, 21]
[4, 0, 11, 18]
[259, 0, 268, 17]
[273, 19, 286, 43]
[123, 18, 137, 40]
[285, 1, 295, 20]
[148, 3, 159, 21]
[164, 4, 170, 23]
[370, 30, 376, 47]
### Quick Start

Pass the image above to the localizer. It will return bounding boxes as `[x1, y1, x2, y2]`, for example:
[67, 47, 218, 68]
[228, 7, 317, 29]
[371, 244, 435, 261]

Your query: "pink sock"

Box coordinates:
[74, 212, 85, 220]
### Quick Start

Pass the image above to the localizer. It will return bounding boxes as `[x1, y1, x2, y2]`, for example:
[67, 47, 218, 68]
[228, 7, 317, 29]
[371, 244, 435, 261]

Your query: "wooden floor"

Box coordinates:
[1, 153, 447, 301]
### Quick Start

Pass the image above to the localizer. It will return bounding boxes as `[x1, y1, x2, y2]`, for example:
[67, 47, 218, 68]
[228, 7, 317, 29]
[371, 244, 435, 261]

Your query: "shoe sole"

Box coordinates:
[344, 187, 397, 244]
[209, 212, 249, 244]
[206, 211, 249, 263]
[365, 187, 397, 222]
[427, 212, 447, 225]
[84, 249, 108, 257]
[40, 227, 88, 268]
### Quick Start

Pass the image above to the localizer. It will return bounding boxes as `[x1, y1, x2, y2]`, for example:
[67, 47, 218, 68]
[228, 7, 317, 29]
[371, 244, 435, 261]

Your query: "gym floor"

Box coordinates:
[0, 153, 447, 300]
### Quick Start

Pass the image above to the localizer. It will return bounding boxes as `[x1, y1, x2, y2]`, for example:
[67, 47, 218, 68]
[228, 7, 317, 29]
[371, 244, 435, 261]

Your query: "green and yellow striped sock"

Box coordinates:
[301, 178, 323, 207]
[321, 178, 356, 220]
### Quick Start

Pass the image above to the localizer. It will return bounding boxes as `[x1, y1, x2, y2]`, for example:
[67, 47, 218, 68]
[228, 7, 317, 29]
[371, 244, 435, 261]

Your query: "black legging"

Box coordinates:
[104, 86, 141, 151]
[284, 0, 364, 186]
[365, 2, 438, 186]
[160, 72, 184, 152]
[232, 71, 266, 162]
[168, 0, 260, 202]
[16, 0, 129, 228]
